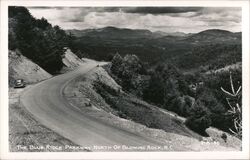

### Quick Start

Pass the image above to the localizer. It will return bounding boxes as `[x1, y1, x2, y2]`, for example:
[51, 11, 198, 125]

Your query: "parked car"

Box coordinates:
[14, 79, 26, 88]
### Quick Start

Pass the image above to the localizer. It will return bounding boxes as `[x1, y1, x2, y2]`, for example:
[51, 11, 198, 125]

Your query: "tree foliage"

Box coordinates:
[141, 62, 241, 135]
[143, 64, 191, 109]
[185, 101, 212, 135]
[110, 53, 147, 93]
[9, 6, 70, 74]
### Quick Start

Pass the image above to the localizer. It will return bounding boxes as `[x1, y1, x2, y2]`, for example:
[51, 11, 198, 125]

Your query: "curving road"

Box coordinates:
[20, 60, 166, 151]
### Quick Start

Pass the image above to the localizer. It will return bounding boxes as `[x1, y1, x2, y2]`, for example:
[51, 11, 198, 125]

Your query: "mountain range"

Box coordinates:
[67, 27, 241, 71]
[67, 26, 240, 41]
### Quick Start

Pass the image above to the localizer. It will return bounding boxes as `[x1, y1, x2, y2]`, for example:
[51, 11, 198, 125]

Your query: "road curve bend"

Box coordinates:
[20, 60, 165, 151]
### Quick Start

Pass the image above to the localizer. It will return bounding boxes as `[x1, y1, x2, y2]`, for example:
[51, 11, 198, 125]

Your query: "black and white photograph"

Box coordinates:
[1, 0, 250, 159]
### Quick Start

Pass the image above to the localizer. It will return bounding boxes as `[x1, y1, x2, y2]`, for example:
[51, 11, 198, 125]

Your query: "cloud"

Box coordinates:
[121, 7, 203, 14]
[27, 7, 241, 33]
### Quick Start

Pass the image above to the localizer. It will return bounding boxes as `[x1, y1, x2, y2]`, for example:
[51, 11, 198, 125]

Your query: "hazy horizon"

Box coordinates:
[27, 7, 241, 33]
[65, 26, 241, 34]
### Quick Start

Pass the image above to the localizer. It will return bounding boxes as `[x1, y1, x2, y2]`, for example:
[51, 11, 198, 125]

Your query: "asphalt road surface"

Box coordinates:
[20, 60, 166, 151]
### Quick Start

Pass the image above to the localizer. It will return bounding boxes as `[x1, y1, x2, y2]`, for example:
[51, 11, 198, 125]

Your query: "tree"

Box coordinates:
[111, 54, 147, 91]
[185, 100, 212, 135]
[196, 87, 227, 129]
[143, 74, 165, 104]
[9, 6, 70, 74]
[111, 53, 123, 74]
[36, 17, 51, 29]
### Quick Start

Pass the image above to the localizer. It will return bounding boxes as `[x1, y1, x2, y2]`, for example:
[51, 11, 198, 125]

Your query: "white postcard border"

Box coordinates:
[0, 0, 249, 159]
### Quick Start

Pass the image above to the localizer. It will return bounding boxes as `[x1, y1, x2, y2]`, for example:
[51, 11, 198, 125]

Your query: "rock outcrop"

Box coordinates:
[62, 48, 84, 69]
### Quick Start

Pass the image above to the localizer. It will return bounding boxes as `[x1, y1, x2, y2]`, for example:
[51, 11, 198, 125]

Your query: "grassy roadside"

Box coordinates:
[9, 87, 87, 152]
[94, 81, 201, 139]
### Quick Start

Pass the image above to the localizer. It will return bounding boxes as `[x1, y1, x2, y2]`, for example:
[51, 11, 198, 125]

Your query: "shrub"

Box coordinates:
[185, 101, 212, 135]
[167, 96, 193, 117]
[142, 74, 165, 104]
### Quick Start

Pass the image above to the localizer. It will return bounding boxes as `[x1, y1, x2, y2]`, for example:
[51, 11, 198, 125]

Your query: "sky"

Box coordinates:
[27, 7, 241, 33]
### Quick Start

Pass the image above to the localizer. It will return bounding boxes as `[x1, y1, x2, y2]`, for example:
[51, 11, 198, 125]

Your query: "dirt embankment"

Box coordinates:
[8, 50, 52, 87]
[8, 48, 84, 87]
[63, 65, 241, 151]
[60, 48, 85, 73]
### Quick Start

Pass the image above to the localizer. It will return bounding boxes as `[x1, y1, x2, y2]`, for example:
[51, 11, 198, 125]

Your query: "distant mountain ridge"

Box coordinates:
[66, 26, 154, 38]
[66, 26, 240, 39]
[187, 29, 241, 43]
[154, 31, 190, 37]
[67, 26, 192, 39]
[68, 26, 241, 71]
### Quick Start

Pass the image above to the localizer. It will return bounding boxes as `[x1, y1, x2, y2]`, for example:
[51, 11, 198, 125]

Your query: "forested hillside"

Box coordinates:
[109, 54, 242, 137]
[67, 27, 241, 72]
[9, 6, 70, 74]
